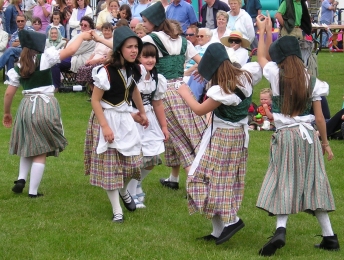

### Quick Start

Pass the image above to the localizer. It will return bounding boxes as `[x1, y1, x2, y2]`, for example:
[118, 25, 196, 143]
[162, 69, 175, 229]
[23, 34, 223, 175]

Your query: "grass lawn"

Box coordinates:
[0, 51, 343, 260]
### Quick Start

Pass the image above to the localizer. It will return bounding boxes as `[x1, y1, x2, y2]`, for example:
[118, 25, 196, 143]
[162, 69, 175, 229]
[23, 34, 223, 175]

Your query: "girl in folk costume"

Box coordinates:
[140, 2, 205, 189]
[127, 42, 169, 208]
[176, 42, 262, 245]
[3, 30, 92, 197]
[84, 26, 149, 223]
[256, 15, 339, 257]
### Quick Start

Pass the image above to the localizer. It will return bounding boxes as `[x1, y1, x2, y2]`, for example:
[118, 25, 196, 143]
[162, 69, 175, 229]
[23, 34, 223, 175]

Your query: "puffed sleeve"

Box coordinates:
[153, 74, 167, 100]
[92, 65, 111, 91]
[312, 78, 329, 101]
[40, 46, 61, 69]
[262, 61, 280, 95]
[207, 85, 242, 106]
[6, 68, 21, 87]
[242, 62, 262, 86]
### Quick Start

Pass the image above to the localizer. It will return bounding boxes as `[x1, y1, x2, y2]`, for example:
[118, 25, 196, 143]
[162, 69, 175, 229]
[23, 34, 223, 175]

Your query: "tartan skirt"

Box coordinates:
[163, 83, 206, 168]
[256, 126, 336, 215]
[84, 111, 141, 190]
[9, 95, 67, 157]
[141, 155, 162, 169]
[187, 127, 247, 224]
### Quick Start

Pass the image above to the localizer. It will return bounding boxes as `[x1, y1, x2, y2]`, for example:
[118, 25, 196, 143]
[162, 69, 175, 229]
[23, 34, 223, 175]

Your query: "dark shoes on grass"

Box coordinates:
[159, 178, 179, 190]
[259, 227, 286, 256]
[12, 179, 26, 193]
[216, 218, 245, 245]
[119, 191, 136, 211]
[315, 234, 340, 251]
[197, 234, 217, 241]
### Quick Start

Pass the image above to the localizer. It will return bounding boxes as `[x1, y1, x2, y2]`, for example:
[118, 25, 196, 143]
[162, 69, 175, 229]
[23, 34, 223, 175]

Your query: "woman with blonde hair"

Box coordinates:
[211, 10, 231, 43]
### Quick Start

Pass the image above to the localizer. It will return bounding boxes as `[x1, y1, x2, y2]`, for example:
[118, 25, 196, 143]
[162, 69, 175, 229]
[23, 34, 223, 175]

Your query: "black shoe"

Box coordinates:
[197, 234, 217, 241]
[159, 178, 179, 190]
[112, 213, 124, 223]
[119, 191, 136, 212]
[216, 218, 245, 245]
[259, 227, 286, 256]
[28, 193, 44, 198]
[315, 234, 340, 251]
[12, 179, 26, 193]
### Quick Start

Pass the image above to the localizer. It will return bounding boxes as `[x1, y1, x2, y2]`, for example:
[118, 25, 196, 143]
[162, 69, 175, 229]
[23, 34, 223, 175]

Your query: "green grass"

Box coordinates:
[1, 52, 344, 260]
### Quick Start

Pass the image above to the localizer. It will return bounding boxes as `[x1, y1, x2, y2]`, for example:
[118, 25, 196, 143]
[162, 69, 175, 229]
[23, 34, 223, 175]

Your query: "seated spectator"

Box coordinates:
[33, 0, 51, 32]
[68, 0, 93, 33]
[96, 0, 111, 30]
[119, 4, 131, 21]
[45, 27, 67, 50]
[51, 15, 96, 91]
[76, 22, 113, 91]
[211, 10, 231, 43]
[96, 0, 106, 16]
[120, 0, 137, 9]
[52, 0, 67, 14]
[220, 30, 250, 67]
[0, 19, 9, 57]
[0, 15, 34, 82]
[106, 0, 120, 27]
[185, 25, 199, 46]
[326, 109, 344, 139]
[114, 18, 128, 28]
[134, 23, 146, 38]
[131, 0, 150, 22]
[248, 88, 275, 131]
[45, 11, 66, 37]
[129, 17, 139, 31]
[32, 16, 44, 33]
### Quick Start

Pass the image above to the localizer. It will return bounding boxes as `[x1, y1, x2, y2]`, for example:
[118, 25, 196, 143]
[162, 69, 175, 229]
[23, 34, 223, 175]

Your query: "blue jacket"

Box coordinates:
[4, 4, 22, 34]
[200, 0, 230, 28]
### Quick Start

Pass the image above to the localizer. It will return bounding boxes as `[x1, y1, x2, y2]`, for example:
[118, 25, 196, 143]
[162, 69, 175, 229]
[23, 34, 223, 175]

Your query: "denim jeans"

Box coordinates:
[0, 47, 22, 80]
[320, 20, 332, 47]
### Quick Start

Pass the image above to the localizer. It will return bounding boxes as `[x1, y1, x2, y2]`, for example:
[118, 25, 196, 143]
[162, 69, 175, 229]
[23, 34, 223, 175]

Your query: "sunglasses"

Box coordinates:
[228, 39, 241, 44]
[185, 33, 195, 37]
[80, 23, 89, 27]
[196, 35, 208, 38]
[16, 20, 25, 23]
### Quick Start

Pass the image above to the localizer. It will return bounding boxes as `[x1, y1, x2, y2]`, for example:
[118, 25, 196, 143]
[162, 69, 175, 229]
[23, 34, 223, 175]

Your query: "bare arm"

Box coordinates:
[92, 31, 113, 48]
[177, 83, 221, 116]
[313, 100, 333, 161]
[256, 14, 269, 69]
[191, 53, 201, 64]
[3, 85, 18, 128]
[184, 63, 198, 76]
[152, 99, 169, 141]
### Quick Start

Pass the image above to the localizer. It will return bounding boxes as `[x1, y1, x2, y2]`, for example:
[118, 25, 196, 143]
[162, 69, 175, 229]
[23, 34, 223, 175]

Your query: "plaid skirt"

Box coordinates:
[187, 127, 247, 224]
[9, 95, 67, 157]
[141, 155, 162, 169]
[256, 126, 336, 215]
[163, 83, 206, 168]
[76, 63, 101, 84]
[84, 111, 141, 190]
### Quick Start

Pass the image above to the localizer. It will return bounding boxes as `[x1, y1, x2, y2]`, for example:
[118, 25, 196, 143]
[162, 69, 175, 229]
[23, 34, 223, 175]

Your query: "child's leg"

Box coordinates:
[106, 189, 123, 223]
[12, 157, 33, 193]
[119, 178, 136, 211]
[28, 154, 46, 198]
[136, 167, 152, 203]
[314, 210, 339, 250]
[259, 214, 288, 256]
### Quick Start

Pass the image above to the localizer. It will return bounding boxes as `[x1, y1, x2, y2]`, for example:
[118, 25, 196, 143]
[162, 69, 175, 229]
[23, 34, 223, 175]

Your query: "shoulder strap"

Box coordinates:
[234, 87, 246, 101]
[149, 33, 169, 56]
[180, 37, 187, 55]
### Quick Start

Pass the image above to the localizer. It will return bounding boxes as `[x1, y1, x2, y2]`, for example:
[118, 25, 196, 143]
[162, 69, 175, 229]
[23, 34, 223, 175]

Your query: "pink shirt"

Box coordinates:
[33, 4, 51, 31]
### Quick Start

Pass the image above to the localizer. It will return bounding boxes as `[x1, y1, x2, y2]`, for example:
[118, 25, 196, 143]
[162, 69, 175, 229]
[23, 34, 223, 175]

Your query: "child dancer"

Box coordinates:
[256, 14, 339, 256]
[45, 11, 66, 38]
[177, 42, 262, 245]
[84, 26, 149, 223]
[3, 30, 92, 197]
[127, 42, 169, 208]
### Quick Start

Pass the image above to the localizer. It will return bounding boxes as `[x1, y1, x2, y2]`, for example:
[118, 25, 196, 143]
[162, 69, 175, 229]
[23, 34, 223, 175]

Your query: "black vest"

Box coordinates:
[100, 64, 141, 107]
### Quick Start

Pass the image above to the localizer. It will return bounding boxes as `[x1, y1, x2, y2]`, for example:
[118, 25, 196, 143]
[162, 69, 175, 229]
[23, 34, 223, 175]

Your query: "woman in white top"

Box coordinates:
[211, 10, 231, 43]
[68, 0, 92, 33]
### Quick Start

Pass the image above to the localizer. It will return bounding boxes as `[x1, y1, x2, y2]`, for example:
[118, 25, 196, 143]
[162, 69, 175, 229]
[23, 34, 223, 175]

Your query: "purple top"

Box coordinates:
[77, 7, 87, 21]
[33, 4, 52, 31]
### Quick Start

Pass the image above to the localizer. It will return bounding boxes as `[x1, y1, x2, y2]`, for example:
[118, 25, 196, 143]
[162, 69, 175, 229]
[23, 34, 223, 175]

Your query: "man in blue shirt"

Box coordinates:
[243, 0, 262, 49]
[0, 14, 34, 82]
[166, 0, 198, 33]
[320, 0, 338, 47]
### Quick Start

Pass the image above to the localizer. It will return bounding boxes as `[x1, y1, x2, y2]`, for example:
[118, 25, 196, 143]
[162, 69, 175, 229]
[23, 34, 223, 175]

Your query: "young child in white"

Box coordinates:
[127, 42, 169, 208]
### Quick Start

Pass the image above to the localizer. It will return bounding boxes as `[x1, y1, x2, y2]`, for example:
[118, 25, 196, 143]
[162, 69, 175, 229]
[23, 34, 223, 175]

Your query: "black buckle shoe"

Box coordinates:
[112, 213, 124, 223]
[28, 193, 44, 198]
[216, 218, 245, 245]
[259, 227, 286, 256]
[12, 179, 26, 193]
[119, 191, 136, 211]
[159, 178, 179, 190]
[315, 234, 340, 251]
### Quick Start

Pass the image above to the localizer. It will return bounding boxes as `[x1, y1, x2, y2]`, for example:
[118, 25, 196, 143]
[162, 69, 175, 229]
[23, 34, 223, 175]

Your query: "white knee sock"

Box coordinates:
[211, 215, 224, 238]
[106, 189, 123, 215]
[127, 179, 138, 197]
[18, 157, 33, 180]
[276, 214, 289, 229]
[224, 216, 239, 227]
[28, 162, 45, 195]
[119, 178, 131, 201]
[315, 210, 334, 236]
[136, 169, 151, 195]
[169, 173, 179, 182]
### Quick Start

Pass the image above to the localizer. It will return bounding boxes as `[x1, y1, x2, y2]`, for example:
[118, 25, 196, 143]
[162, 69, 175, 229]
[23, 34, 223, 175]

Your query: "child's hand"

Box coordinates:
[132, 112, 143, 124]
[256, 14, 267, 32]
[80, 31, 93, 41]
[161, 126, 170, 141]
[322, 144, 334, 161]
[102, 125, 114, 143]
[91, 30, 101, 42]
[3, 113, 12, 128]
[111, 10, 118, 17]
[176, 82, 189, 98]
[140, 114, 149, 128]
